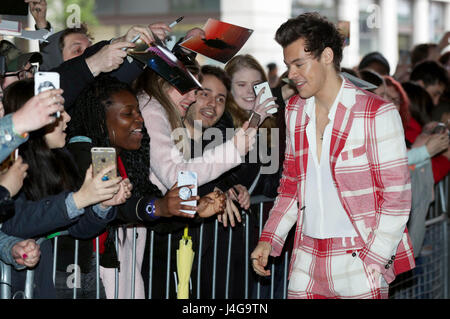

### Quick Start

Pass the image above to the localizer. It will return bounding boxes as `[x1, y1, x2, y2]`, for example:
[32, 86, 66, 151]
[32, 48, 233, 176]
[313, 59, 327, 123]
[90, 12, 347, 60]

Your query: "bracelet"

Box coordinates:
[145, 198, 159, 220]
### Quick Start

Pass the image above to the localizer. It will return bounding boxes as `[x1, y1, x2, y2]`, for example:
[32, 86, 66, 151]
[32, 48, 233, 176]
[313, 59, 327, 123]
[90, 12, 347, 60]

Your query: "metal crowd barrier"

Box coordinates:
[389, 176, 449, 299]
[0, 178, 448, 299]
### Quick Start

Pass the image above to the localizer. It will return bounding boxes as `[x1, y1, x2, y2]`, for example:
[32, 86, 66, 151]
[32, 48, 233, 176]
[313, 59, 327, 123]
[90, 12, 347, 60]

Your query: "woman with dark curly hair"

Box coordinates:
[66, 75, 225, 298]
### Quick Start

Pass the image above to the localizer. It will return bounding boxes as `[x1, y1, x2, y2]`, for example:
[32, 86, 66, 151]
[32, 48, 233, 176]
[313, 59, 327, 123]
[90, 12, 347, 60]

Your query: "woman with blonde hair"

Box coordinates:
[223, 54, 281, 198]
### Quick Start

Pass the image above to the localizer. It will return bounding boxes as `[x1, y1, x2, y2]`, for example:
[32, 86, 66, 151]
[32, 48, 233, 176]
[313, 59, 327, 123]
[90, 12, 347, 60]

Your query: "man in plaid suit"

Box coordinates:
[250, 13, 414, 299]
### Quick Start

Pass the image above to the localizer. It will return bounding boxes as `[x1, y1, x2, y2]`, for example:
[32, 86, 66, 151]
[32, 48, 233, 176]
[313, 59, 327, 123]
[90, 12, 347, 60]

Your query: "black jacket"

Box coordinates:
[1, 189, 116, 298]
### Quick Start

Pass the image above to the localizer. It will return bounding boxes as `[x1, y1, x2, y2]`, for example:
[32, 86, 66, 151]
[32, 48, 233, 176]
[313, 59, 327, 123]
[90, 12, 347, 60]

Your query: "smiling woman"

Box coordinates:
[66, 75, 227, 299]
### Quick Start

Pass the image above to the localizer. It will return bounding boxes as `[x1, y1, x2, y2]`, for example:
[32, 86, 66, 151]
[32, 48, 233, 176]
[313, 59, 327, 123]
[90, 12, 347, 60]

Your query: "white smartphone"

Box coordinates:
[34, 71, 61, 118]
[253, 81, 277, 114]
[91, 147, 117, 181]
[177, 171, 198, 215]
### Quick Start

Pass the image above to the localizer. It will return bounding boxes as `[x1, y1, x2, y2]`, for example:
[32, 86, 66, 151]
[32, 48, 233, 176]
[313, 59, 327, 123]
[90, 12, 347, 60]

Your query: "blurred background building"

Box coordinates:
[4, 0, 450, 76]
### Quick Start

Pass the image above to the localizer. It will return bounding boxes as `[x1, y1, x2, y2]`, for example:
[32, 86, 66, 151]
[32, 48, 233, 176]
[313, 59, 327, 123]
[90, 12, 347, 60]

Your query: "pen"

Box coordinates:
[122, 34, 141, 51]
[169, 16, 184, 28]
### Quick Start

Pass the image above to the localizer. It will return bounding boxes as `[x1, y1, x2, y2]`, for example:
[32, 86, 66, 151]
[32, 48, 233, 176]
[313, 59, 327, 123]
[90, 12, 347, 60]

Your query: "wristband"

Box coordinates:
[145, 198, 159, 220]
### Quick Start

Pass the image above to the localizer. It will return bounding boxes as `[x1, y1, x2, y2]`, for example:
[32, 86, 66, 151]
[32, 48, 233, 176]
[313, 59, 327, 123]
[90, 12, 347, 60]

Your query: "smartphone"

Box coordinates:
[34, 71, 61, 118]
[253, 82, 277, 114]
[177, 171, 198, 215]
[91, 147, 117, 181]
[248, 112, 261, 129]
[432, 122, 449, 135]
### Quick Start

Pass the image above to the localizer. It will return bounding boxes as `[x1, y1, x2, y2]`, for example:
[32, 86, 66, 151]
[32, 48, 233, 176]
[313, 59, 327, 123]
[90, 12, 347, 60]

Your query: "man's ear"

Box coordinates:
[321, 47, 334, 66]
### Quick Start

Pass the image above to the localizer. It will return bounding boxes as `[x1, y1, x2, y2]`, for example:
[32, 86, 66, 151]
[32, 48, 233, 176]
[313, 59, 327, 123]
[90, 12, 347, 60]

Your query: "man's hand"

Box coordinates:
[25, 0, 48, 29]
[250, 241, 272, 277]
[11, 239, 41, 268]
[85, 41, 136, 77]
[112, 23, 172, 46]
[217, 192, 241, 228]
[228, 184, 250, 210]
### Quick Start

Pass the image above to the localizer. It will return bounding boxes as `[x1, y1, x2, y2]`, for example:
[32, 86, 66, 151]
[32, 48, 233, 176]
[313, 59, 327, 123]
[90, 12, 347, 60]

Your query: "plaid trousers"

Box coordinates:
[288, 235, 389, 299]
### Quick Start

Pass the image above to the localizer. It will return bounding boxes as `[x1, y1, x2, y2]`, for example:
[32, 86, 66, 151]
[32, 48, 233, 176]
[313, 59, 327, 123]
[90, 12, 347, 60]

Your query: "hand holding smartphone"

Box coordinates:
[253, 82, 277, 115]
[177, 171, 197, 214]
[34, 71, 61, 118]
[91, 147, 117, 181]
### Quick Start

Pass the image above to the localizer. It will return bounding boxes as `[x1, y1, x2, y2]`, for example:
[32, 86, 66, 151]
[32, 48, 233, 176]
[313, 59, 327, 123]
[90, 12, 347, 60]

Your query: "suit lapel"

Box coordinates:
[329, 80, 357, 174]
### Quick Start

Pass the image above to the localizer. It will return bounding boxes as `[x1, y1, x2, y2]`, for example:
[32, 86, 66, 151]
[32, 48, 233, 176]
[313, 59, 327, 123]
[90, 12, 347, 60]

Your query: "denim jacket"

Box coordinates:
[0, 114, 28, 163]
[0, 230, 25, 270]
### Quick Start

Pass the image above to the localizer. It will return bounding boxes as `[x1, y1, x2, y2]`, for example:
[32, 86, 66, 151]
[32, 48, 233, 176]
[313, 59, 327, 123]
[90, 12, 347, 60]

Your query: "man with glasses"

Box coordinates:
[0, 40, 42, 90]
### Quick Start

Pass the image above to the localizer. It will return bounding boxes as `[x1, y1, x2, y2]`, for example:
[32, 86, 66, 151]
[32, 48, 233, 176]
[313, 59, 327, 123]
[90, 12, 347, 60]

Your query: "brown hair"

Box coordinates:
[225, 54, 277, 146]
[275, 12, 344, 72]
[59, 23, 92, 53]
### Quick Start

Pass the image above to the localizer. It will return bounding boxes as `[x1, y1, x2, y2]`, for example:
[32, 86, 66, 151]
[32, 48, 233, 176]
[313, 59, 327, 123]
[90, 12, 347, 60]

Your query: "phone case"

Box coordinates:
[253, 82, 277, 114]
[248, 112, 261, 128]
[177, 171, 198, 214]
[91, 147, 117, 180]
[34, 72, 61, 118]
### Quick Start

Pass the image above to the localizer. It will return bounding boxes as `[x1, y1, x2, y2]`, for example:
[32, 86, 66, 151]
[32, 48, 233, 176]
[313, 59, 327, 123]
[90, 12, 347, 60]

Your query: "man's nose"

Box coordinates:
[288, 67, 297, 81]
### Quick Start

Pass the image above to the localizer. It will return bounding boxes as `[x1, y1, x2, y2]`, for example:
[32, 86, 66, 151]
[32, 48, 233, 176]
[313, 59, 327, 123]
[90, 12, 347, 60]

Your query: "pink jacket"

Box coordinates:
[138, 93, 242, 194]
[260, 79, 415, 284]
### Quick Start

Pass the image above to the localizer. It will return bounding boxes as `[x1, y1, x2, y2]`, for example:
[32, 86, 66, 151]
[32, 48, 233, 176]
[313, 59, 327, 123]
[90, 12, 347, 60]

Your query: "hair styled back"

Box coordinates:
[59, 23, 92, 53]
[3, 79, 81, 200]
[225, 54, 277, 146]
[275, 12, 344, 72]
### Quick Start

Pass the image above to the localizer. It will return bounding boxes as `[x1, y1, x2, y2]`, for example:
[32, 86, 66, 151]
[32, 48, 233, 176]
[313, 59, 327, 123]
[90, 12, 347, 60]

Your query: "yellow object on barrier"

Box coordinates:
[177, 226, 195, 299]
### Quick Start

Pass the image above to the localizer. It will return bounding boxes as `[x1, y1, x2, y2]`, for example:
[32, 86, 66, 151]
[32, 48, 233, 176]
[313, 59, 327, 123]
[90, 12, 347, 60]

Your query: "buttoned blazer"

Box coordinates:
[260, 79, 415, 284]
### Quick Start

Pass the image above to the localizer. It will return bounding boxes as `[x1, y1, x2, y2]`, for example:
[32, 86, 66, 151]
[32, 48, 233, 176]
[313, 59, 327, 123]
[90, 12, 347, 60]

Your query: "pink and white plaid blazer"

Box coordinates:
[260, 79, 415, 284]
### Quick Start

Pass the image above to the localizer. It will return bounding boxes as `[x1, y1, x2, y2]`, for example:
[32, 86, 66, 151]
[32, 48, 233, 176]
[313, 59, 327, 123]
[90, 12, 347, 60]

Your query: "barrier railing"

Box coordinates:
[0, 177, 448, 299]
[389, 177, 448, 299]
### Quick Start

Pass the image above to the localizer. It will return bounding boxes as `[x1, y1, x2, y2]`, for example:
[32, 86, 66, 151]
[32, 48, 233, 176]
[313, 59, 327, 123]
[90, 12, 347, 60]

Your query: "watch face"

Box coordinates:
[178, 186, 192, 200]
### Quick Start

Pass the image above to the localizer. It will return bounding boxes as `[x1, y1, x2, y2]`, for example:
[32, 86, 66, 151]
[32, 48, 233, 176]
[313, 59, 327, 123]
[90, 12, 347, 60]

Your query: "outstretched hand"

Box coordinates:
[197, 190, 226, 218]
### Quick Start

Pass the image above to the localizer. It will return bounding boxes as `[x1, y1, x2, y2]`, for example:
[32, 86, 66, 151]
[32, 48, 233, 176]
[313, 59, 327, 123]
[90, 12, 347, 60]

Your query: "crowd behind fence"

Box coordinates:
[0, 177, 448, 299]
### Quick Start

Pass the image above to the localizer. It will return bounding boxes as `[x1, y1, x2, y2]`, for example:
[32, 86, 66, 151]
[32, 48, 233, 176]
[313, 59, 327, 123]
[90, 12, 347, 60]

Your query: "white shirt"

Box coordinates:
[301, 79, 358, 239]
